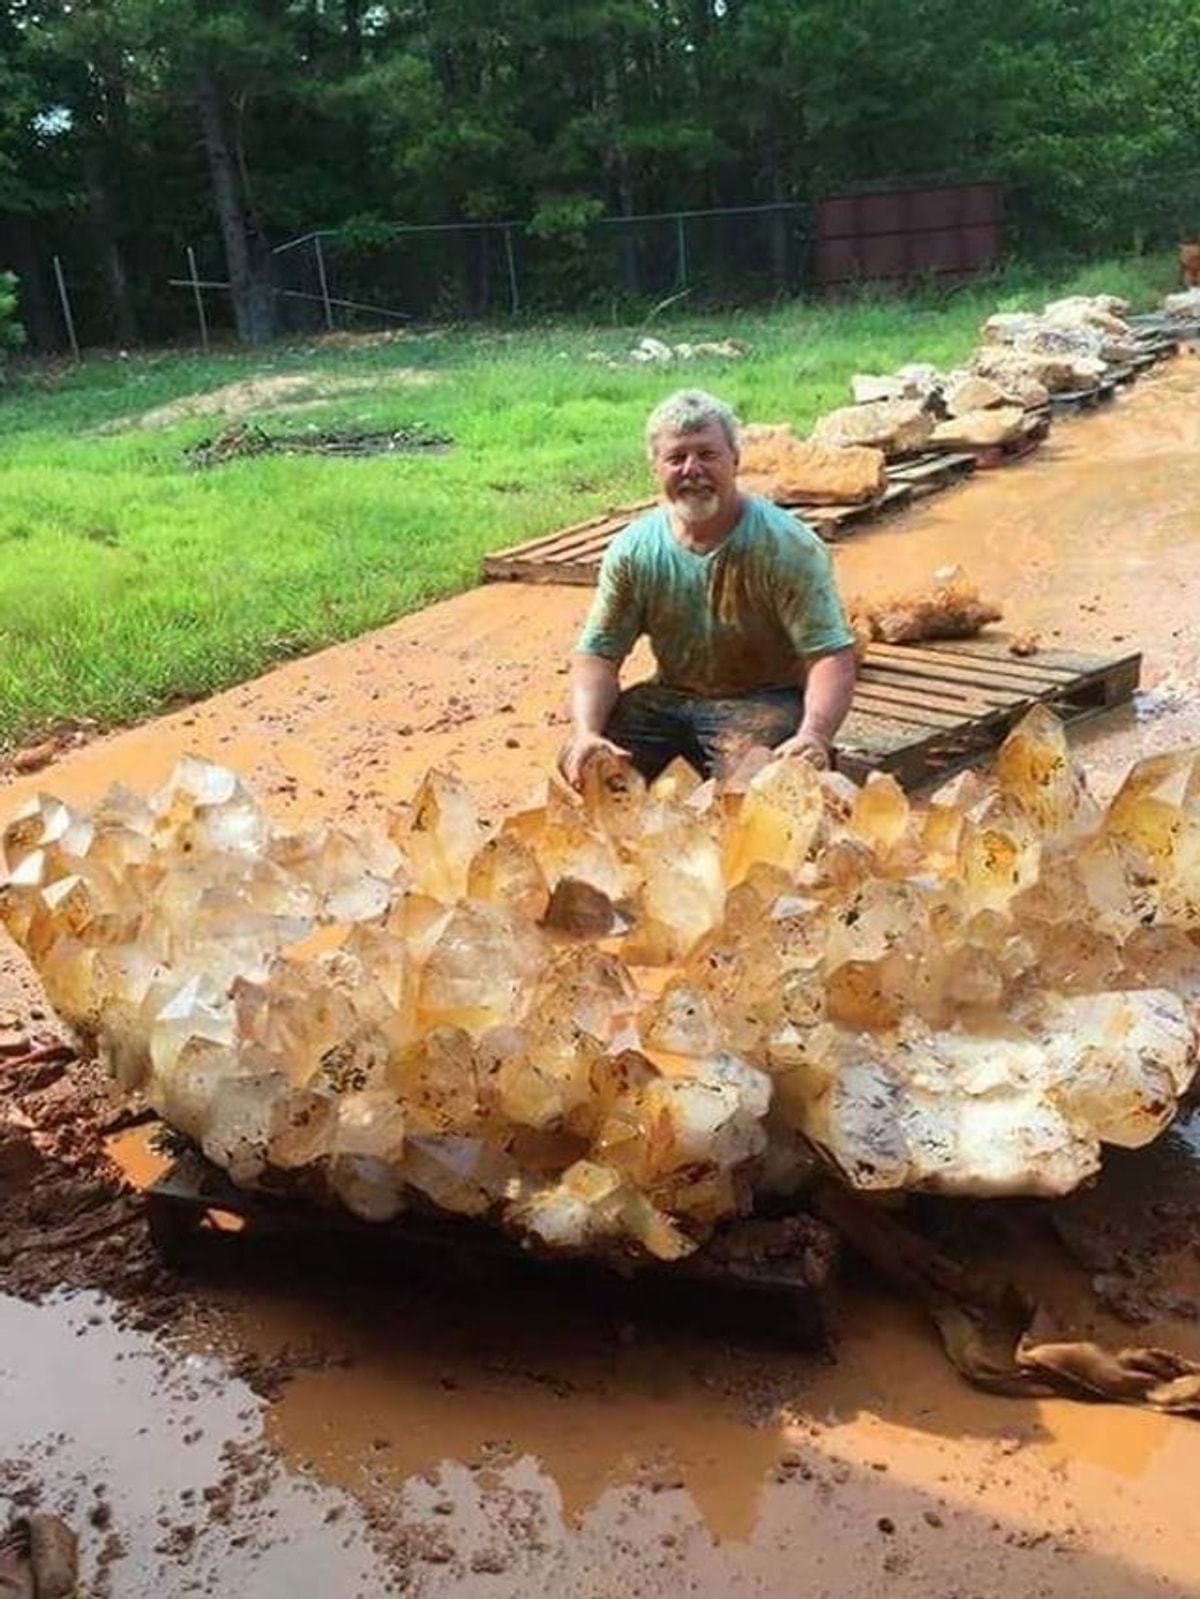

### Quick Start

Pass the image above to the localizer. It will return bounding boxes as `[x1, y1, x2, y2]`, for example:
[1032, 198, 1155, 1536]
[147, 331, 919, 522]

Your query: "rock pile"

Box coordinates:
[836, 292, 1152, 456]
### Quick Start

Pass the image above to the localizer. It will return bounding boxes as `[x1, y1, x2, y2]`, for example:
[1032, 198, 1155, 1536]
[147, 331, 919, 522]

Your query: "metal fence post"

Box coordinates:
[675, 215, 689, 289]
[313, 234, 335, 331]
[186, 246, 210, 351]
[503, 227, 521, 315]
[51, 255, 80, 362]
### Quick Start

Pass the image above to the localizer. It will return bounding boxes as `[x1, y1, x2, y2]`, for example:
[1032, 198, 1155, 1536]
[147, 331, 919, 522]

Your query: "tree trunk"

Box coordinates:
[82, 143, 139, 347]
[603, 52, 640, 295]
[767, 161, 790, 291]
[193, 61, 276, 345]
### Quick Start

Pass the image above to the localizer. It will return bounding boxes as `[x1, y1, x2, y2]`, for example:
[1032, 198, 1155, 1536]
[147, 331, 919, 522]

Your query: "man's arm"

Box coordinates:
[557, 652, 632, 788]
[771, 646, 858, 769]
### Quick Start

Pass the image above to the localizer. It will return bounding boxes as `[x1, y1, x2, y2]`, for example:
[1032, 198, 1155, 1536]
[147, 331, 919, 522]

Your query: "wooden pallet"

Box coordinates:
[1129, 325, 1189, 357]
[837, 636, 1142, 788]
[144, 1147, 838, 1346]
[798, 480, 913, 541]
[960, 410, 1050, 469]
[887, 450, 978, 498]
[1049, 379, 1119, 416]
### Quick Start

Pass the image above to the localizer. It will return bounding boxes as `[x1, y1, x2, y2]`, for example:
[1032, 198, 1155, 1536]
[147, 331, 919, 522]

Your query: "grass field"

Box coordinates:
[0, 252, 1176, 751]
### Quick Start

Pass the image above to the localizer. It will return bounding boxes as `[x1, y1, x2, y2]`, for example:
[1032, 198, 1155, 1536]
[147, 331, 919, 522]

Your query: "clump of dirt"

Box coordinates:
[0, 1019, 176, 1316]
[848, 570, 1002, 648]
[2, 721, 97, 779]
[1048, 1127, 1200, 1325]
[185, 419, 453, 467]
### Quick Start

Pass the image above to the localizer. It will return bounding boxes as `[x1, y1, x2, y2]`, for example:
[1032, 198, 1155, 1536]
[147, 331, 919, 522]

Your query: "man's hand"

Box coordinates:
[557, 731, 634, 790]
[769, 730, 832, 770]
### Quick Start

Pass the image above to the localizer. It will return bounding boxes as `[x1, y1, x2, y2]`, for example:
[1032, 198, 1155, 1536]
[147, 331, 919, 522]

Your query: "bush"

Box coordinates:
[0, 271, 27, 377]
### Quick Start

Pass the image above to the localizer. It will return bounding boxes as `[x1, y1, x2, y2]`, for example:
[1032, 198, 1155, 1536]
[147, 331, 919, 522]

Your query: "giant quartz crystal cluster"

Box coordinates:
[3, 707, 1199, 1261]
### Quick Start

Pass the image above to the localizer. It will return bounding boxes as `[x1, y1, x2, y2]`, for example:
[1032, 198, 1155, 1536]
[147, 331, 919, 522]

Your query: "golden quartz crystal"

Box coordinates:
[5, 707, 1200, 1260]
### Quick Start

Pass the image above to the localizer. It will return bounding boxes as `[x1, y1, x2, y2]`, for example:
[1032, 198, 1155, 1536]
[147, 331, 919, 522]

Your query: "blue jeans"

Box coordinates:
[606, 682, 803, 782]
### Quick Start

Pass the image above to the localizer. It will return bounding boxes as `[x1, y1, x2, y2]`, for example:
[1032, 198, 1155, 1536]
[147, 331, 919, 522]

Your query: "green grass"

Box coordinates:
[0, 252, 1177, 749]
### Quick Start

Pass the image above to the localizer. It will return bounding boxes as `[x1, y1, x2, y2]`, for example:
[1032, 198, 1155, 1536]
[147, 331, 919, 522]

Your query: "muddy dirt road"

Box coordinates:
[5, 354, 1200, 1597]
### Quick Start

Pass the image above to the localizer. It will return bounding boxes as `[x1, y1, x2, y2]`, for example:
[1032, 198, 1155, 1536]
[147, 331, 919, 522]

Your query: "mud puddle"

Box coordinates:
[100, 1115, 1200, 1596]
[0, 1290, 383, 1598]
[8, 1264, 1198, 1598]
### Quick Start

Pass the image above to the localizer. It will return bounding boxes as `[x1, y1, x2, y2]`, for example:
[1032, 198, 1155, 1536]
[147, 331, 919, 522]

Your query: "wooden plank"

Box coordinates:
[481, 553, 600, 586]
[1049, 382, 1117, 416]
[894, 635, 1075, 670]
[849, 693, 987, 731]
[910, 638, 1143, 695]
[483, 473, 928, 583]
[887, 452, 977, 497]
[854, 668, 1020, 717]
[486, 501, 653, 562]
[862, 642, 1080, 691]
[870, 637, 1104, 679]
[499, 522, 629, 563]
[855, 681, 1027, 723]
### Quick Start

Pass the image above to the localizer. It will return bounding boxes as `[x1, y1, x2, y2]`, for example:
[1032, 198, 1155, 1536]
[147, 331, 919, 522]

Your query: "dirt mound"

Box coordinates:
[117, 368, 437, 432]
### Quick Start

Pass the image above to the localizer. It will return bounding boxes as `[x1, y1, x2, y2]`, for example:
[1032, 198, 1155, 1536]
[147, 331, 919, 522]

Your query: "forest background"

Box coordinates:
[3, 0, 1200, 352]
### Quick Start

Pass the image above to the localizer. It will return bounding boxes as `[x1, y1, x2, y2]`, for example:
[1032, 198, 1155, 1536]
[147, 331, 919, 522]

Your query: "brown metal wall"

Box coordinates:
[815, 182, 1004, 288]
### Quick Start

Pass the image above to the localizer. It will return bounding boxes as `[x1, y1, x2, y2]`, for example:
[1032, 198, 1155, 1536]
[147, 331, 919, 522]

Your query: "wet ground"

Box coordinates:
[6, 351, 1200, 1595]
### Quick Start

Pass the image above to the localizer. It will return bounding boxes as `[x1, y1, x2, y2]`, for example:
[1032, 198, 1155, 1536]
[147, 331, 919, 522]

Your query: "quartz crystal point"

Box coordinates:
[151, 757, 272, 859]
[5, 716, 1200, 1254]
[390, 768, 484, 902]
[623, 809, 725, 963]
[415, 902, 548, 1033]
[993, 704, 1099, 838]
[331, 1155, 406, 1222]
[200, 1070, 289, 1186]
[510, 1160, 695, 1259]
[388, 1026, 486, 1134]
[403, 1134, 519, 1218]
[466, 832, 550, 922]
[528, 947, 639, 1047]
[502, 781, 636, 905]
[722, 757, 825, 884]
[581, 753, 649, 844]
[849, 773, 916, 866]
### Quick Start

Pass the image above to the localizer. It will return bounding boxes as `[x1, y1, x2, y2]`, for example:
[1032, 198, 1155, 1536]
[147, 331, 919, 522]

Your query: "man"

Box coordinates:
[558, 389, 857, 788]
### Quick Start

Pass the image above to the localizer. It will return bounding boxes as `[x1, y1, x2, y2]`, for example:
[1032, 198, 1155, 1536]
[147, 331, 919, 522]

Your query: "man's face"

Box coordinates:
[651, 423, 739, 525]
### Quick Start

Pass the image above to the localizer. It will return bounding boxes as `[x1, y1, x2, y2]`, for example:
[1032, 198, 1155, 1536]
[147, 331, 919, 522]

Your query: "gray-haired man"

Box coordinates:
[558, 389, 858, 788]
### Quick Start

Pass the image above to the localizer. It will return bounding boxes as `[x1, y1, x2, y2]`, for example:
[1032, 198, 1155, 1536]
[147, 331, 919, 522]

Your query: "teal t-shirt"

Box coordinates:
[575, 495, 854, 696]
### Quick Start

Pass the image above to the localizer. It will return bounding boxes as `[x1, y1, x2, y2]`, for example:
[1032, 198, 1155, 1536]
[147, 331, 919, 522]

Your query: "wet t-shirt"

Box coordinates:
[575, 496, 854, 696]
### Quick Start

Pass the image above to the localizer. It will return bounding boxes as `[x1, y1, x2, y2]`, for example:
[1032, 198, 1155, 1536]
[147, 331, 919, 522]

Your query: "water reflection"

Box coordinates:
[0, 1291, 379, 1598]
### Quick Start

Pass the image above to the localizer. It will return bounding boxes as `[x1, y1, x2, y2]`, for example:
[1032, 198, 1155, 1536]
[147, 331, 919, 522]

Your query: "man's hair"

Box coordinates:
[645, 389, 740, 457]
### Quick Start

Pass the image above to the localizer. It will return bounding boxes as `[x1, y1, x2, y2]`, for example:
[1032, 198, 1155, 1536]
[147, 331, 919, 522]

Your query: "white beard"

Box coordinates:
[671, 487, 721, 524]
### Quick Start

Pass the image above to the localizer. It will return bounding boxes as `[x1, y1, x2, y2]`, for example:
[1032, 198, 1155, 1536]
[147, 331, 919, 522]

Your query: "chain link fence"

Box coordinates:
[263, 203, 814, 334]
[5, 202, 817, 354]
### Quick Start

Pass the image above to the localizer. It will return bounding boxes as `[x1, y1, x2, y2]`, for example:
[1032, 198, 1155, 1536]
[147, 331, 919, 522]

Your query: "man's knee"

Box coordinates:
[605, 685, 698, 781]
[696, 691, 802, 774]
